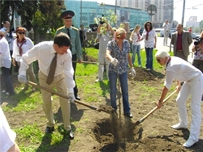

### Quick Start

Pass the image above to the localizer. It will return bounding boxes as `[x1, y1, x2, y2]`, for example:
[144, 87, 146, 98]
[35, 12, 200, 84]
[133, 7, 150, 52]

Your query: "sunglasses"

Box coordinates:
[156, 59, 161, 63]
[18, 32, 25, 35]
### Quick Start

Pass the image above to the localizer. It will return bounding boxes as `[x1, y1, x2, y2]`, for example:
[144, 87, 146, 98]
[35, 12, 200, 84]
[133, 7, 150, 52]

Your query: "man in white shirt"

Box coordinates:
[18, 33, 75, 139]
[155, 50, 203, 148]
[0, 107, 21, 152]
[162, 20, 170, 46]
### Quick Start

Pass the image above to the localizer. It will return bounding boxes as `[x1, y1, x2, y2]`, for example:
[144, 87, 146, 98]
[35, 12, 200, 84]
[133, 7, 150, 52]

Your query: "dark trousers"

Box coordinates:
[1, 67, 14, 95]
[72, 54, 78, 97]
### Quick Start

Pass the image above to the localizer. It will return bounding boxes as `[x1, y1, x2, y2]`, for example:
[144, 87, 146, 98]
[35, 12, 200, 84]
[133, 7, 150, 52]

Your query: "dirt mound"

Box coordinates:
[132, 67, 165, 81]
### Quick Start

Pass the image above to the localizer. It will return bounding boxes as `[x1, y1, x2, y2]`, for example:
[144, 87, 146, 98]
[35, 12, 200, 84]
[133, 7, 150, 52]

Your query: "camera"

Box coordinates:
[194, 38, 203, 45]
[99, 15, 105, 25]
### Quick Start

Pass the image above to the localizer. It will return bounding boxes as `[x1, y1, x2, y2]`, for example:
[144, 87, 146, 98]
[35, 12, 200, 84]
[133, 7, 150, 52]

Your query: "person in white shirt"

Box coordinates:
[155, 49, 203, 148]
[0, 107, 21, 152]
[162, 20, 170, 46]
[18, 33, 75, 139]
[140, 21, 157, 70]
[129, 25, 142, 67]
[95, 21, 114, 82]
[0, 31, 14, 95]
[0, 21, 16, 75]
[12, 26, 37, 91]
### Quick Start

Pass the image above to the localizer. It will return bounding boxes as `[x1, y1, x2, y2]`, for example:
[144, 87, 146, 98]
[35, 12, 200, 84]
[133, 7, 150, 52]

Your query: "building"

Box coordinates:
[186, 16, 200, 28]
[116, 0, 174, 28]
[64, 0, 150, 29]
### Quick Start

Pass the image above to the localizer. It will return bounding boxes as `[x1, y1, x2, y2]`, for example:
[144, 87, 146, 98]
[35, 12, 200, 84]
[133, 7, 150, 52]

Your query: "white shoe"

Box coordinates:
[32, 88, 36, 92]
[2, 90, 6, 93]
[183, 138, 198, 147]
[171, 123, 187, 129]
[95, 78, 102, 83]
[6, 92, 10, 95]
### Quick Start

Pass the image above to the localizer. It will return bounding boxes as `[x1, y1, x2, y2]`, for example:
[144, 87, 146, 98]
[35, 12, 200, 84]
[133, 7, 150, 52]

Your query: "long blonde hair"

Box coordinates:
[133, 25, 140, 33]
[130, 25, 140, 40]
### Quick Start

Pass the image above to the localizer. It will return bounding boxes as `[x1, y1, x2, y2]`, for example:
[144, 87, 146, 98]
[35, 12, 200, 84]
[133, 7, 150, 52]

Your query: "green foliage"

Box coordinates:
[200, 20, 203, 31]
[32, 0, 64, 42]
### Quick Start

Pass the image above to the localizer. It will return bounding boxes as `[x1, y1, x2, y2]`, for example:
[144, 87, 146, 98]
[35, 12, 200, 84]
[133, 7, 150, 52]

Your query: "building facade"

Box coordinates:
[65, 0, 150, 29]
[116, 0, 174, 28]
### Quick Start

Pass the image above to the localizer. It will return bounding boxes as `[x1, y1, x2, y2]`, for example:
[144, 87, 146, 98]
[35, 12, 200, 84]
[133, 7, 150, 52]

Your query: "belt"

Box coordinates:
[187, 73, 201, 82]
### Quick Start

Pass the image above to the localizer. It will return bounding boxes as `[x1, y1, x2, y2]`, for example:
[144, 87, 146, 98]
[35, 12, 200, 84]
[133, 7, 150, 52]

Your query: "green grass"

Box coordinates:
[1, 47, 169, 152]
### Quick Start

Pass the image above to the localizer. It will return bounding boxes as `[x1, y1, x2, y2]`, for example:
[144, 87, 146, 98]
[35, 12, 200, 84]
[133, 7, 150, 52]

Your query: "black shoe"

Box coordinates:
[124, 113, 133, 118]
[45, 127, 55, 133]
[75, 95, 80, 100]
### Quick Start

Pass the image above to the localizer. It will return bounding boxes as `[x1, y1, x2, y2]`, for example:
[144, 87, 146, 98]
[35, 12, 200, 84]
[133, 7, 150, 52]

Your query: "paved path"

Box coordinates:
[140, 37, 194, 63]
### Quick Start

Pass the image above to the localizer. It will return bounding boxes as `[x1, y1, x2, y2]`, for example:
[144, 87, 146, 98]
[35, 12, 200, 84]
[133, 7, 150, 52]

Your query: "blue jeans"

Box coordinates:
[1, 67, 14, 95]
[108, 71, 131, 114]
[145, 47, 154, 69]
[132, 44, 141, 66]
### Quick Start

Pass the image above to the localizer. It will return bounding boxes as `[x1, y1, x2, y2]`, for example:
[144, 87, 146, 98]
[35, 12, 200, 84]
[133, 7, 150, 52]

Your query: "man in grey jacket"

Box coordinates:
[171, 24, 192, 61]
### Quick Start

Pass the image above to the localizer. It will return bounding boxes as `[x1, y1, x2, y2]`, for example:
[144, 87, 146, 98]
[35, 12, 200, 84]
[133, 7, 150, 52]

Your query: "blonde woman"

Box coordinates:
[12, 27, 36, 91]
[129, 25, 142, 67]
[106, 28, 136, 118]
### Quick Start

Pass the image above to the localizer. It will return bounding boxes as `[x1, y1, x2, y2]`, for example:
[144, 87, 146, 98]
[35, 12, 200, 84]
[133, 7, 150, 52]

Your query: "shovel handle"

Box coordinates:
[139, 89, 178, 123]
[27, 81, 99, 111]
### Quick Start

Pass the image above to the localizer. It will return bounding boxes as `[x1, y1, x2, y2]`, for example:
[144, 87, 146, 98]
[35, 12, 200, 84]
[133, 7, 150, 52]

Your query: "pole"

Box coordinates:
[181, 0, 186, 26]
[80, 0, 82, 25]
[114, 0, 117, 27]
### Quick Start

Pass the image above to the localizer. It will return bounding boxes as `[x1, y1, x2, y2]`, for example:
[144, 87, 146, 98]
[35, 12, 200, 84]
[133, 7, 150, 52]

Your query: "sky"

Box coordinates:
[93, 0, 203, 25]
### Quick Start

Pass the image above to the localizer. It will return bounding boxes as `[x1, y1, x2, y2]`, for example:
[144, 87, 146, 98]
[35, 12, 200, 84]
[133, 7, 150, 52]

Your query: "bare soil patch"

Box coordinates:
[1, 61, 203, 152]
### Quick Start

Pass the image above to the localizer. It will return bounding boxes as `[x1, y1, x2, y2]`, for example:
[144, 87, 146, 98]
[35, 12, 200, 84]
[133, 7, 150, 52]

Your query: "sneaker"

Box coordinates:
[2, 90, 6, 93]
[183, 138, 198, 147]
[124, 113, 133, 118]
[45, 127, 55, 133]
[6, 92, 10, 95]
[171, 123, 187, 129]
[95, 78, 102, 83]
[32, 87, 36, 92]
[68, 130, 74, 140]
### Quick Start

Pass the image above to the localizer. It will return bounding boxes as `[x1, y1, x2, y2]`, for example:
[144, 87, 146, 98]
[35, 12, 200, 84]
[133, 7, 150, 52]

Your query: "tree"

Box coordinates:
[1, 0, 65, 43]
[32, 0, 64, 43]
[200, 20, 203, 31]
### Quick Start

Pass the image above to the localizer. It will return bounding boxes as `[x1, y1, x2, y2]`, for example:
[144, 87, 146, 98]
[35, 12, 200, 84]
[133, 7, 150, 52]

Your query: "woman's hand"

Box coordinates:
[12, 59, 16, 66]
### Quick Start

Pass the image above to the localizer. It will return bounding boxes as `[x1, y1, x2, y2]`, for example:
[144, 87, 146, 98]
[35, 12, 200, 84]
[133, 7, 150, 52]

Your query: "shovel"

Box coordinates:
[27, 81, 113, 114]
[131, 89, 178, 128]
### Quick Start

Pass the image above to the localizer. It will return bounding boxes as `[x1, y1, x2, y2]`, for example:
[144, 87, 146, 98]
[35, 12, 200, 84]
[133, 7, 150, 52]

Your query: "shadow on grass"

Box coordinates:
[55, 103, 84, 123]
[36, 132, 71, 152]
[1, 87, 36, 107]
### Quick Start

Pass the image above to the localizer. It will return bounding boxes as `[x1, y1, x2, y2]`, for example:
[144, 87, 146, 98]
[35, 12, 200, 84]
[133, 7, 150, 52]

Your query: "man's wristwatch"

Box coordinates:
[159, 100, 163, 102]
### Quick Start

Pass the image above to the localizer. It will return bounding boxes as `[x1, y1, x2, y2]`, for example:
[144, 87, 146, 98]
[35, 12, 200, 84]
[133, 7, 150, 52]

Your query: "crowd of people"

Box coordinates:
[1, 9, 203, 151]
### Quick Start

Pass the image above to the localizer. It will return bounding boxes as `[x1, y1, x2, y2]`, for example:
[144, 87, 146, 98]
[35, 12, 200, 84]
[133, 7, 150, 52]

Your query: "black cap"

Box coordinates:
[61, 10, 75, 19]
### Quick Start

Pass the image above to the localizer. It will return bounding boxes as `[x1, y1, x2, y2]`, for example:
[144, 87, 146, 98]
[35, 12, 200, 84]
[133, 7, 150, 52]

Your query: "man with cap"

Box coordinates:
[56, 10, 82, 101]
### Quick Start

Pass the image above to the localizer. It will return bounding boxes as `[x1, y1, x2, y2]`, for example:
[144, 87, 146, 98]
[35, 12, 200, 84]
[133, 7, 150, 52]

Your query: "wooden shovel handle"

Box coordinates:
[27, 81, 99, 111]
[138, 89, 178, 123]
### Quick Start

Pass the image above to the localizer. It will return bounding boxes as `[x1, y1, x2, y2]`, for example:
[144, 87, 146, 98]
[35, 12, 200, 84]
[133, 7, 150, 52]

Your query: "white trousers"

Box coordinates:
[97, 51, 109, 80]
[163, 31, 169, 46]
[176, 74, 203, 141]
